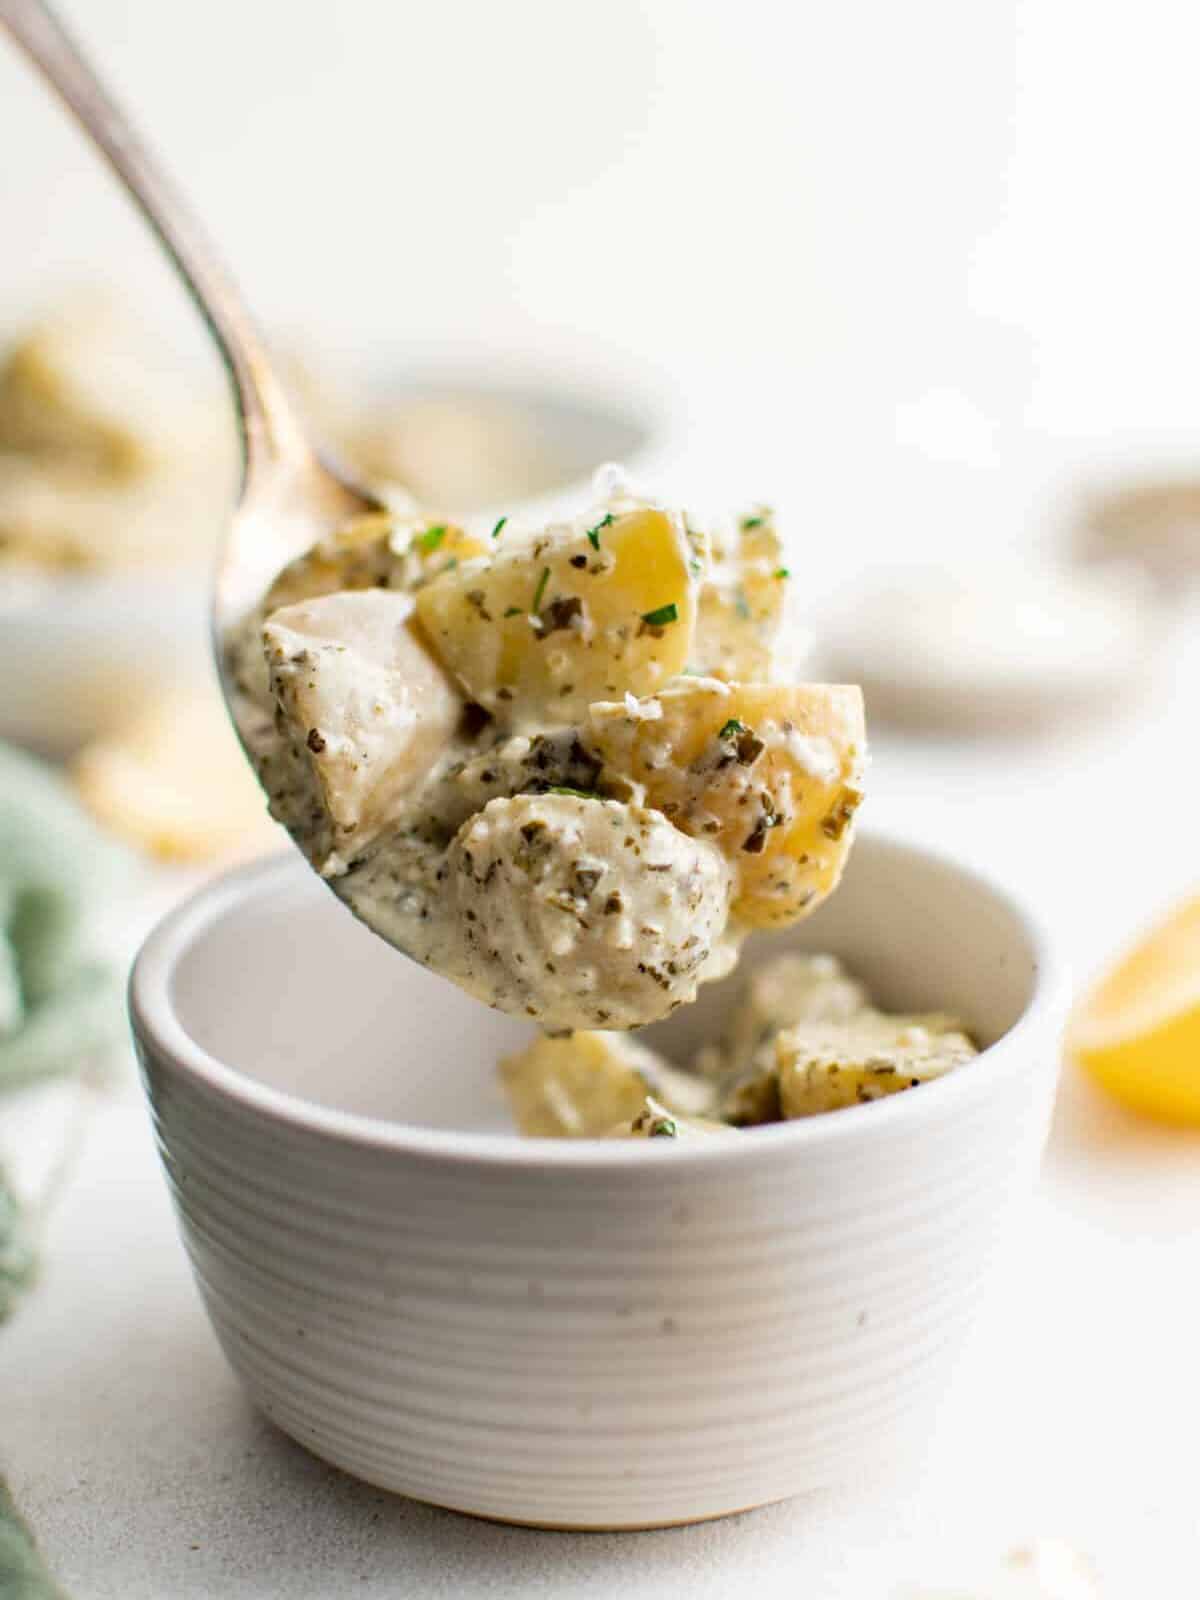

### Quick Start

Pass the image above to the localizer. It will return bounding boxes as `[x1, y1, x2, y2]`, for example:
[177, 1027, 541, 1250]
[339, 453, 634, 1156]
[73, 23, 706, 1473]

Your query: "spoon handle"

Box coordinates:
[0, 0, 306, 474]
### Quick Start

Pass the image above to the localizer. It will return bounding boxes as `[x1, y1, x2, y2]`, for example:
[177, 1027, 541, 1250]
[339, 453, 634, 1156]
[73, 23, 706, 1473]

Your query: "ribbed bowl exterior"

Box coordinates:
[133, 1016, 1060, 1528]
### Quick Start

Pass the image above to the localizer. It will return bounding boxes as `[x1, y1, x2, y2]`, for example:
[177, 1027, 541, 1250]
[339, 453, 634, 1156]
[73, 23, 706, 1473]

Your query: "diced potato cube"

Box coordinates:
[695, 952, 871, 1083]
[452, 793, 734, 1031]
[224, 512, 485, 729]
[588, 680, 866, 927]
[414, 506, 697, 722]
[776, 1012, 977, 1117]
[264, 589, 462, 868]
[692, 508, 796, 681]
[500, 1031, 711, 1138]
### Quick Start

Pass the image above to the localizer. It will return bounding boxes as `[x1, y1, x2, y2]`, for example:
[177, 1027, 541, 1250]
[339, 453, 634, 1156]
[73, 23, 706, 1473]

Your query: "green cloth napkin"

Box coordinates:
[0, 1168, 35, 1322]
[0, 740, 137, 1322]
[0, 741, 134, 1086]
[0, 1476, 69, 1600]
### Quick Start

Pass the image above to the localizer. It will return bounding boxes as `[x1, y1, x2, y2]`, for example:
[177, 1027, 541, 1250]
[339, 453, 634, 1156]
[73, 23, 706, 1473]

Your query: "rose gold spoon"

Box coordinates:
[0, 0, 384, 747]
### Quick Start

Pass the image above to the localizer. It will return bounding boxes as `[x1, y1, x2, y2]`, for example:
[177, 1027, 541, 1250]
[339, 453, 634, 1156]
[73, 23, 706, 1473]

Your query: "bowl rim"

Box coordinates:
[128, 828, 1069, 1170]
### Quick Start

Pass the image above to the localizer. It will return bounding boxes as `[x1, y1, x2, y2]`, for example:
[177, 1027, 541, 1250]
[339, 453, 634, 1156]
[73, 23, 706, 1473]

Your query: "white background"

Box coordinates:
[5, 0, 1200, 545]
[2, 4, 1200, 1596]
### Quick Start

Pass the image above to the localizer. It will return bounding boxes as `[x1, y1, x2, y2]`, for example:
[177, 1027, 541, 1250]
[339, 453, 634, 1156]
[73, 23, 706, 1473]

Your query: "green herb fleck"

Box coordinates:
[491, 516, 508, 540]
[719, 718, 746, 740]
[442, 557, 458, 573]
[586, 512, 614, 551]
[774, 567, 790, 579]
[417, 523, 447, 553]
[503, 605, 523, 618]
[532, 567, 551, 612]
[640, 602, 679, 627]
[648, 1116, 678, 1138]
[741, 514, 765, 531]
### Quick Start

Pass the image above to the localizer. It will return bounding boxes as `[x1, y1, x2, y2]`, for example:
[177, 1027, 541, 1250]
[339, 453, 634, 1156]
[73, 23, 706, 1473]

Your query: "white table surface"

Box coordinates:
[3, 621, 1199, 1600]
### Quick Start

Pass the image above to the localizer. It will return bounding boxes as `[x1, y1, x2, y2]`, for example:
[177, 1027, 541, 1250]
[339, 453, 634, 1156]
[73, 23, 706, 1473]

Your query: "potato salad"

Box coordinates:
[237, 472, 867, 1032]
[500, 952, 978, 1138]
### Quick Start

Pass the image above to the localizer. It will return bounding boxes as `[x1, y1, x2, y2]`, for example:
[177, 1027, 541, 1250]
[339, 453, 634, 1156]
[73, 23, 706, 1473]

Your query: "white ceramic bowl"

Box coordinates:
[129, 830, 1067, 1529]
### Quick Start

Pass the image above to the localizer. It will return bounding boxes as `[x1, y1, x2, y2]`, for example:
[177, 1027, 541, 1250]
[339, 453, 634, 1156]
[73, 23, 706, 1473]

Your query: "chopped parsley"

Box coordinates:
[740, 514, 766, 531]
[491, 515, 508, 540]
[503, 605, 523, 617]
[719, 718, 746, 740]
[417, 523, 447, 553]
[532, 566, 551, 613]
[586, 512, 614, 551]
[774, 566, 790, 579]
[640, 602, 679, 627]
[442, 557, 458, 573]
[648, 1116, 678, 1138]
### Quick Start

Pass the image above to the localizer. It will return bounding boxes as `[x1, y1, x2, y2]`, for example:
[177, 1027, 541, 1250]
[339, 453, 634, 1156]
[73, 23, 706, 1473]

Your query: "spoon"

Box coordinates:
[0, 0, 384, 746]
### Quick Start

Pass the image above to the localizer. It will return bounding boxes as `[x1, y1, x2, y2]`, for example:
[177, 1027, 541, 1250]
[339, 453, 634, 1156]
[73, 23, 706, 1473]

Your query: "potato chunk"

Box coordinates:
[776, 1012, 977, 1117]
[692, 508, 802, 681]
[414, 506, 698, 722]
[264, 589, 462, 870]
[588, 680, 866, 927]
[228, 512, 485, 727]
[693, 952, 870, 1088]
[500, 1034, 711, 1138]
[448, 793, 733, 1029]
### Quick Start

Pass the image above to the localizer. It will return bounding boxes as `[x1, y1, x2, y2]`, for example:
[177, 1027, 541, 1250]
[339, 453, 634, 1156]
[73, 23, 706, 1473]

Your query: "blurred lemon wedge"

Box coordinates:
[1068, 896, 1200, 1123]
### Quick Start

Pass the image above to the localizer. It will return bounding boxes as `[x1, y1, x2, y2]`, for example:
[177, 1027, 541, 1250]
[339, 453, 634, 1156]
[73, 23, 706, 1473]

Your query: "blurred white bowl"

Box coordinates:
[347, 372, 668, 522]
[130, 829, 1067, 1529]
[818, 553, 1165, 734]
[0, 567, 211, 758]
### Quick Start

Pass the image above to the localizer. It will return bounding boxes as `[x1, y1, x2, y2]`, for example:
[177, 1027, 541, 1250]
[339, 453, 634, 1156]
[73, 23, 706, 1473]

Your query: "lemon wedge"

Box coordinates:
[1067, 896, 1200, 1123]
